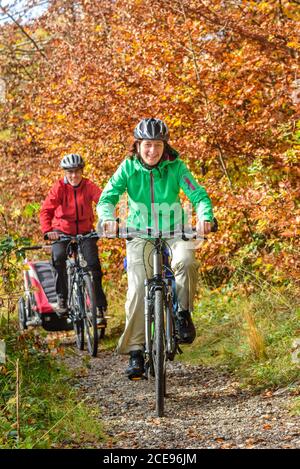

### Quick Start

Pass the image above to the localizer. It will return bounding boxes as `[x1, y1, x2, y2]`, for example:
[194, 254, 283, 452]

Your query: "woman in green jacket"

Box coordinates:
[97, 118, 213, 379]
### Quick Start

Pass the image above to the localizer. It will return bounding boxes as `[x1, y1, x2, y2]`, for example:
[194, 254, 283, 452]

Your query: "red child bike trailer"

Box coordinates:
[18, 248, 72, 332]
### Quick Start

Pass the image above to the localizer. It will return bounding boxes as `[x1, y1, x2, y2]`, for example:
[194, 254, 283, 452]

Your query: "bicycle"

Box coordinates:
[142, 229, 184, 417]
[100, 223, 215, 417]
[51, 231, 105, 357]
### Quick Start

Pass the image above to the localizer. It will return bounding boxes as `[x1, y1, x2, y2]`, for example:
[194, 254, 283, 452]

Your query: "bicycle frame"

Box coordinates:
[65, 238, 86, 306]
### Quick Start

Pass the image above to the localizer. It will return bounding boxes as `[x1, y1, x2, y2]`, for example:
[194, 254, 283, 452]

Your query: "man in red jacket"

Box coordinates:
[40, 154, 107, 315]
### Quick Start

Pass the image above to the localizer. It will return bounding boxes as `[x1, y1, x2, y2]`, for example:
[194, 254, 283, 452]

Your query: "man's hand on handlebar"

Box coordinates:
[102, 221, 119, 238]
[45, 231, 60, 241]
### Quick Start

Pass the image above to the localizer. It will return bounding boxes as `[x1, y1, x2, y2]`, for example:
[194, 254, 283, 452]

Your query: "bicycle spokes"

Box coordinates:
[82, 276, 98, 357]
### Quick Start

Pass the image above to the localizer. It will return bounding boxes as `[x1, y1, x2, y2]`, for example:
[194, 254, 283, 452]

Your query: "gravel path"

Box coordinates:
[63, 348, 300, 449]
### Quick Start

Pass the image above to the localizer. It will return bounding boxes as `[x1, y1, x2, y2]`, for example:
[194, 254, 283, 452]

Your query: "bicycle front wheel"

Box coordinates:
[153, 289, 166, 417]
[82, 274, 98, 357]
[70, 287, 84, 351]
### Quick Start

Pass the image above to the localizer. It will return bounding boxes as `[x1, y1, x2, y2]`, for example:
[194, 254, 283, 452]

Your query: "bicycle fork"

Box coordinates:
[145, 279, 175, 362]
[144, 279, 152, 360]
[165, 279, 174, 356]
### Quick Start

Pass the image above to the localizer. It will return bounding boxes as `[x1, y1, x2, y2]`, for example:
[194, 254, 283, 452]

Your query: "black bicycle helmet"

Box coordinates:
[134, 118, 169, 141]
[60, 154, 85, 169]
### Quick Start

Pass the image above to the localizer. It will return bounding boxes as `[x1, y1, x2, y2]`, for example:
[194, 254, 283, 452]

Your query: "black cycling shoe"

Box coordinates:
[125, 351, 145, 380]
[175, 310, 196, 344]
[96, 307, 107, 339]
[96, 307, 107, 327]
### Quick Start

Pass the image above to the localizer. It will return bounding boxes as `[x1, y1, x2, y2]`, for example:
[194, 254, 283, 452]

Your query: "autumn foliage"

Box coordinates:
[0, 0, 299, 285]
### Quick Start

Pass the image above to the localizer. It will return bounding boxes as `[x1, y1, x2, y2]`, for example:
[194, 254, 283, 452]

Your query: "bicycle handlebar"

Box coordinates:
[97, 217, 218, 240]
[45, 231, 99, 243]
[18, 231, 99, 253]
[98, 226, 210, 241]
[122, 228, 201, 241]
[18, 244, 52, 252]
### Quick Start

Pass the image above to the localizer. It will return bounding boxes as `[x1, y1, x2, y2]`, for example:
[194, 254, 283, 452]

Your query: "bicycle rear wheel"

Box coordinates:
[153, 289, 166, 417]
[82, 274, 98, 357]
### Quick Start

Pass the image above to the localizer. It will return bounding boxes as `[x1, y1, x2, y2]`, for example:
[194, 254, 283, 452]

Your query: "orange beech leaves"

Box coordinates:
[0, 0, 299, 283]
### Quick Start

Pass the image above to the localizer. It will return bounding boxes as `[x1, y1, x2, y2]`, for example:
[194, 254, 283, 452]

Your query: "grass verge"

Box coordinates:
[0, 316, 106, 449]
[179, 283, 300, 392]
[103, 276, 300, 393]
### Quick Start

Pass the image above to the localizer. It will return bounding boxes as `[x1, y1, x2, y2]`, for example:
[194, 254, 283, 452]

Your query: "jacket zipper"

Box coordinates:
[150, 171, 159, 233]
[74, 188, 79, 235]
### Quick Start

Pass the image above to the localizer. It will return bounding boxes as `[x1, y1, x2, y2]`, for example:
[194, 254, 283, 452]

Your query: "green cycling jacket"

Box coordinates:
[97, 151, 213, 233]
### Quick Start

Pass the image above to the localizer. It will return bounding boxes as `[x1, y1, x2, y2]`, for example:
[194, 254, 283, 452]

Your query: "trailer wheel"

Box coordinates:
[18, 297, 27, 330]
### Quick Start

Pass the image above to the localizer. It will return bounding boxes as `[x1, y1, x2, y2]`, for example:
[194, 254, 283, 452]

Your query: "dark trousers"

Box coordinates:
[52, 237, 107, 309]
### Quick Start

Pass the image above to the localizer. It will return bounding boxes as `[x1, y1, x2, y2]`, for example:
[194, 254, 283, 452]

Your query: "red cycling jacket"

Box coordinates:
[40, 177, 102, 235]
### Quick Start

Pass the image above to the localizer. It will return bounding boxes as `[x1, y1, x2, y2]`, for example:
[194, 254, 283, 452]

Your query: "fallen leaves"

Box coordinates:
[263, 424, 272, 430]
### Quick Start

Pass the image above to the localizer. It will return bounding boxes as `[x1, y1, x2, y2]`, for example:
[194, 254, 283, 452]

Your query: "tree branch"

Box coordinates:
[169, 0, 298, 57]
[0, 4, 48, 60]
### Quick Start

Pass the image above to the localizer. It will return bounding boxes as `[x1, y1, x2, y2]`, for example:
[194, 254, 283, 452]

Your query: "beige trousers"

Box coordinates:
[117, 237, 198, 354]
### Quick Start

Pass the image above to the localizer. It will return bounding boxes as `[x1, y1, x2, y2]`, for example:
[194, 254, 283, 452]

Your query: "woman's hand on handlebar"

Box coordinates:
[102, 221, 119, 238]
[196, 220, 212, 237]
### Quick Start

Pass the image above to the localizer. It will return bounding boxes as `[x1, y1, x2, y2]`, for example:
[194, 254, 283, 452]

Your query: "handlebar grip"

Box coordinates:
[44, 232, 62, 241]
[211, 217, 218, 233]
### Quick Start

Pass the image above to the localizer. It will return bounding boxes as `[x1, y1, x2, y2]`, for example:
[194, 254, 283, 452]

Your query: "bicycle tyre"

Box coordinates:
[82, 274, 98, 357]
[165, 298, 176, 362]
[164, 302, 174, 399]
[73, 317, 84, 350]
[70, 286, 84, 351]
[154, 289, 166, 417]
[145, 307, 155, 379]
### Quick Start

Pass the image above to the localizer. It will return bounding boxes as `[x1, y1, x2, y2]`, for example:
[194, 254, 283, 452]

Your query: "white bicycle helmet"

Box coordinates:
[60, 154, 85, 169]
